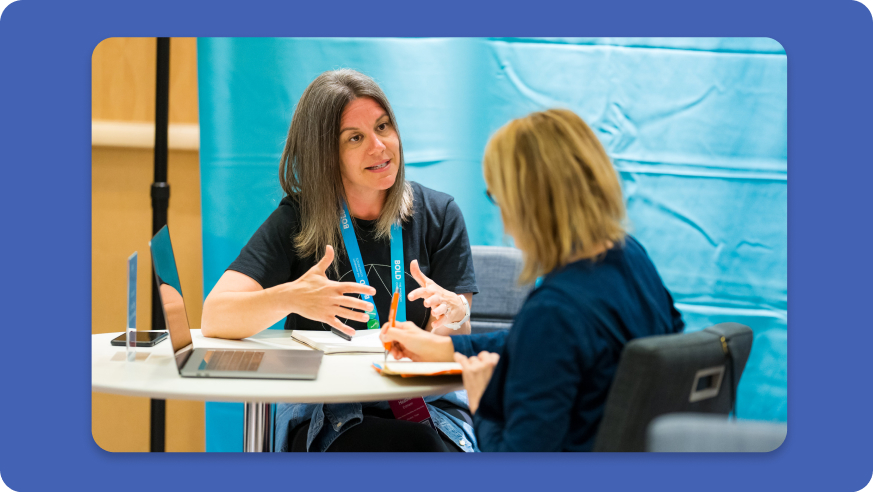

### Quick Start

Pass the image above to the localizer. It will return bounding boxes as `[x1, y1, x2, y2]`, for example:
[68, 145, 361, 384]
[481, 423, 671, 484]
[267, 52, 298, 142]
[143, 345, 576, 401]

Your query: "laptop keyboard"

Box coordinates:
[203, 350, 264, 372]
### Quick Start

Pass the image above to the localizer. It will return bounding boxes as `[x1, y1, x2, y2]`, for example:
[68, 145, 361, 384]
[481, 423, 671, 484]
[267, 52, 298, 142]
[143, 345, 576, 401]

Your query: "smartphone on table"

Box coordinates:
[111, 331, 168, 347]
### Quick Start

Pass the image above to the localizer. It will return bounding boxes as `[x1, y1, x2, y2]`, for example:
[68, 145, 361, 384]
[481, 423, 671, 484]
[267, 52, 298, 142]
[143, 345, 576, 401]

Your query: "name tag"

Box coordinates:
[388, 397, 436, 430]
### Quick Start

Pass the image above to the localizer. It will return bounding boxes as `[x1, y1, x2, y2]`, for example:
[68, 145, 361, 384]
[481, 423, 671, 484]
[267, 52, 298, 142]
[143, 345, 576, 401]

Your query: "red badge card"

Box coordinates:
[388, 397, 436, 431]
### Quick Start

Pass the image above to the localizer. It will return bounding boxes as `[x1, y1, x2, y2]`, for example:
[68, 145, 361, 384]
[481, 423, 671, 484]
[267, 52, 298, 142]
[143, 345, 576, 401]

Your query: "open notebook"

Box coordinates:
[290, 330, 385, 355]
[372, 361, 463, 377]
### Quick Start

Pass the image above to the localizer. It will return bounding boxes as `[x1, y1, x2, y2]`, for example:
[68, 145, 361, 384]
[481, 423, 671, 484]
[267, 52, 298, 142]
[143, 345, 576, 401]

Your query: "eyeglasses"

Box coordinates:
[485, 190, 497, 206]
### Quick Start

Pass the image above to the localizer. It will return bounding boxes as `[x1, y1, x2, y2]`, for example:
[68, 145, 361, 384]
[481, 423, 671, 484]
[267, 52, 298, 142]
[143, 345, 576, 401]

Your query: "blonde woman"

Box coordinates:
[381, 109, 685, 451]
[201, 69, 478, 452]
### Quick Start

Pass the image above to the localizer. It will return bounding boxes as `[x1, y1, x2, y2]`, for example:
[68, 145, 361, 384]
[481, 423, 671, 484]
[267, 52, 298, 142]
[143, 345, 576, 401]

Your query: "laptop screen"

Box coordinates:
[149, 226, 194, 371]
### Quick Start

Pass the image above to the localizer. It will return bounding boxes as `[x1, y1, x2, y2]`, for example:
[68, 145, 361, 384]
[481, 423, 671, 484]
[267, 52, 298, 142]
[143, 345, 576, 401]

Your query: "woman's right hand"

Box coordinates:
[288, 245, 377, 337]
[380, 320, 456, 362]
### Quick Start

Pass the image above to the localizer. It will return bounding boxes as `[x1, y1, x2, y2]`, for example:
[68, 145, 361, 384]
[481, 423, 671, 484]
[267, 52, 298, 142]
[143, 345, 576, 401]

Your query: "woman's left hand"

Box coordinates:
[408, 260, 467, 332]
[454, 351, 500, 415]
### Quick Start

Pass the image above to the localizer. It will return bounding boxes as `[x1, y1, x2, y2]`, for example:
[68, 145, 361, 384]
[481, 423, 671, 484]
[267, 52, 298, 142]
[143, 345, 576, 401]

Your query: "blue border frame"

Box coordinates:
[1, 0, 871, 490]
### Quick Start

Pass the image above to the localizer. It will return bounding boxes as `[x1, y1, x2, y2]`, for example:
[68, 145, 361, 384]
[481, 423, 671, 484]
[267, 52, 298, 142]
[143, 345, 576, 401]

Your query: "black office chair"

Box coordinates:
[593, 322, 754, 452]
[469, 246, 534, 334]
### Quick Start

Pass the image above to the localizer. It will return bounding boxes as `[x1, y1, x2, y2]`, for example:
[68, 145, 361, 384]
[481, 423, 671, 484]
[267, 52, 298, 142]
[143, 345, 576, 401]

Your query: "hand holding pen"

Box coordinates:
[380, 320, 456, 362]
[384, 287, 401, 362]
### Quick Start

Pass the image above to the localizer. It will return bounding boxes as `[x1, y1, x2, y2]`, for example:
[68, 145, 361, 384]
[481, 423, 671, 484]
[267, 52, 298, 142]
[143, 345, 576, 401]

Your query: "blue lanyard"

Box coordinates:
[339, 202, 405, 328]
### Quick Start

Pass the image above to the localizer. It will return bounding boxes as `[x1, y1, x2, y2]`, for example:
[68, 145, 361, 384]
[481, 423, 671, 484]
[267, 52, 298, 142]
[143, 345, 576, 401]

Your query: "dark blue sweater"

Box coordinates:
[451, 236, 684, 451]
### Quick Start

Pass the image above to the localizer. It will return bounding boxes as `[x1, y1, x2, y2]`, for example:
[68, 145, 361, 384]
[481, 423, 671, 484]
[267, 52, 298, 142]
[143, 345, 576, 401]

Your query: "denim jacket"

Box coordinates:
[274, 391, 478, 452]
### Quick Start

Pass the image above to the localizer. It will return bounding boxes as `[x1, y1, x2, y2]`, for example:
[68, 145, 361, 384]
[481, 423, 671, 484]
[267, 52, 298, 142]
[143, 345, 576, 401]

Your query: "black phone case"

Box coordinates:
[110, 333, 168, 347]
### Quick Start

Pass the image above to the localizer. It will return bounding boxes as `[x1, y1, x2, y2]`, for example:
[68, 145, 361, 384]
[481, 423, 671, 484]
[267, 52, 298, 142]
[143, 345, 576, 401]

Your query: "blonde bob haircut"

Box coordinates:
[483, 109, 626, 284]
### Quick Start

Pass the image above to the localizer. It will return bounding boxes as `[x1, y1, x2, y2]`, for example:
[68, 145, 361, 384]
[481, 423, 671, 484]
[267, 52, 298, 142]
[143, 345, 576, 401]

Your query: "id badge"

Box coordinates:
[389, 397, 436, 431]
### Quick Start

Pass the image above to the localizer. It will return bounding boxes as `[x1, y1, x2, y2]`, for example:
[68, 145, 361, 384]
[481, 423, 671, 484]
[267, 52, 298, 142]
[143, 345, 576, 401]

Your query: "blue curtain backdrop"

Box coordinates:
[197, 37, 786, 452]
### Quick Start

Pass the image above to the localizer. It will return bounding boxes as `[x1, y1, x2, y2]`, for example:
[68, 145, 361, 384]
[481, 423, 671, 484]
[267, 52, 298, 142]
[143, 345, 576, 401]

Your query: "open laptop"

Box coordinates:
[150, 225, 323, 379]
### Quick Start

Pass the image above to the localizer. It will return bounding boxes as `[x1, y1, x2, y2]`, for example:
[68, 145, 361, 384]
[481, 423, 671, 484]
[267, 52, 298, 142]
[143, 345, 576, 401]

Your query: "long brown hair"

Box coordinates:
[483, 109, 626, 283]
[279, 69, 413, 267]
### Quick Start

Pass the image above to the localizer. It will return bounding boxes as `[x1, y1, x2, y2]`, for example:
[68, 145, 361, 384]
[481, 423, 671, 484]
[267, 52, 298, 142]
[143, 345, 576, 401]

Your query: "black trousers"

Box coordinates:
[289, 404, 470, 452]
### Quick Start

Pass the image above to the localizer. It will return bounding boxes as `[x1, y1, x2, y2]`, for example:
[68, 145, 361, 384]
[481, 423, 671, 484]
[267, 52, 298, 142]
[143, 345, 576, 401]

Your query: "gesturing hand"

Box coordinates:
[290, 245, 377, 337]
[454, 351, 500, 415]
[408, 260, 466, 332]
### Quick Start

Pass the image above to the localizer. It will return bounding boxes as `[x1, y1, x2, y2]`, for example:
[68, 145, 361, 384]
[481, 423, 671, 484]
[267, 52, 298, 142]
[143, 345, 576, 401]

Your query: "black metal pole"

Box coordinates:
[150, 36, 171, 453]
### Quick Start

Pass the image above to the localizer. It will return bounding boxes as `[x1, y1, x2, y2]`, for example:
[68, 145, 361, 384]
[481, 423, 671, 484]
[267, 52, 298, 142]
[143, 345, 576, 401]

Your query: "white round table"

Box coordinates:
[92, 329, 463, 451]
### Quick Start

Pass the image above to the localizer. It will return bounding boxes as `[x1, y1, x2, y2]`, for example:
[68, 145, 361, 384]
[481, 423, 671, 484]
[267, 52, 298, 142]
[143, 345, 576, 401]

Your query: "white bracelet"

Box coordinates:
[443, 295, 470, 331]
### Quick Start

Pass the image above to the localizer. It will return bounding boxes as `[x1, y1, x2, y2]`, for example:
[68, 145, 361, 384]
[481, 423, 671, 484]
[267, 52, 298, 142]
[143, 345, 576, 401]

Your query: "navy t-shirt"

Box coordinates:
[228, 181, 478, 331]
[451, 235, 684, 451]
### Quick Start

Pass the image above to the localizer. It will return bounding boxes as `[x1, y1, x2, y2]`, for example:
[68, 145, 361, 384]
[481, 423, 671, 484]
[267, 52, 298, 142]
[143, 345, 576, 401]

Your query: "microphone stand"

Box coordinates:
[150, 36, 170, 453]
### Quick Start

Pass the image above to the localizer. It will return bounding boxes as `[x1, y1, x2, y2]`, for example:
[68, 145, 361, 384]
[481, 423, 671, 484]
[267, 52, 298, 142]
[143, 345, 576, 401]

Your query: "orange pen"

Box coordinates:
[384, 287, 400, 362]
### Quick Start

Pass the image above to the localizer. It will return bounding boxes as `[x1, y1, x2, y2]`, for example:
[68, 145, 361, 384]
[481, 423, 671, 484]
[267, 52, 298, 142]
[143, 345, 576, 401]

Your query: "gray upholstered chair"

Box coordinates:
[593, 322, 754, 452]
[646, 413, 786, 452]
[469, 246, 534, 334]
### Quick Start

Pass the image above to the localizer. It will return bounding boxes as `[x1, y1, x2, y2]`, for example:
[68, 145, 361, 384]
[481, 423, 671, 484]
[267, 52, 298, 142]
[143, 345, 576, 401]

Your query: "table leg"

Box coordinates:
[243, 402, 273, 452]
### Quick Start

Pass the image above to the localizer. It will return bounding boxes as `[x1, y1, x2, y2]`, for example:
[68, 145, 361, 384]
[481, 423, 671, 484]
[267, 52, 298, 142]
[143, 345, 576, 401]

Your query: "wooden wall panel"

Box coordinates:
[92, 38, 155, 122]
[169, 38, 200, 124]
[92, 37, 204, 453]
[92, 37, 198, 123]
[91, 147, 203, 337]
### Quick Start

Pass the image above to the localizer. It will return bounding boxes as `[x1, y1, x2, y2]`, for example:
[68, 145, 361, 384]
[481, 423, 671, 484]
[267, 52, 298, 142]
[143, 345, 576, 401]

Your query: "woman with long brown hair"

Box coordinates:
[201, 69, 478, 452]
[381, 109, 685, 451]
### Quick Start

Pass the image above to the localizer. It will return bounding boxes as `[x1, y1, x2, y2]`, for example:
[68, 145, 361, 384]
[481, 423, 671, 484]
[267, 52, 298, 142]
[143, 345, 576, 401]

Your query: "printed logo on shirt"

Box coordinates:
[323, 263, 428, 331]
